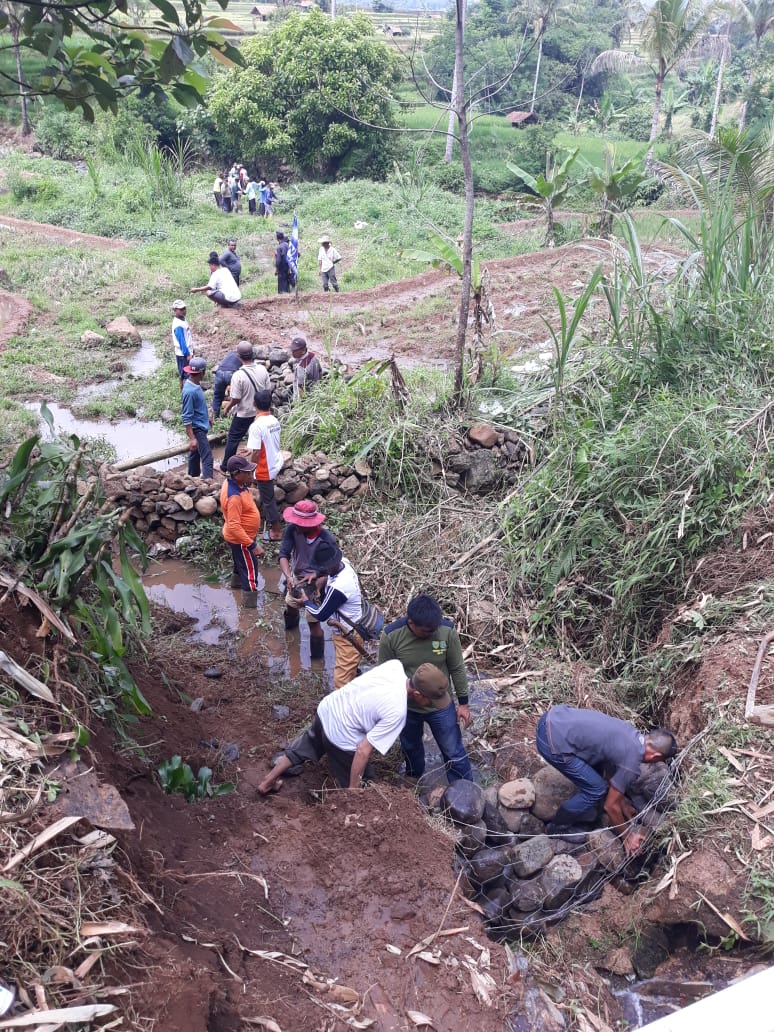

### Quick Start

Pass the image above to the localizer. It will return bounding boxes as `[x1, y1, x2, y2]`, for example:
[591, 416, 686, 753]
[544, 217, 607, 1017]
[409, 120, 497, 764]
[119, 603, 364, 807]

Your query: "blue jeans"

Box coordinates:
[400, 702, 473, 783]
[221, 414, 255, 470]
[187, 426, 213, 479]
[536, 713, 607, 820]
[212, 371, 233, 418]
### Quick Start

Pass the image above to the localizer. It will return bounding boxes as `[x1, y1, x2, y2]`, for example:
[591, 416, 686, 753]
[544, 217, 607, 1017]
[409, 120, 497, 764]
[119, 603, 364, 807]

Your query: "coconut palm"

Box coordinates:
[737, 0, 774, 129]
[591, 0, 717, 156]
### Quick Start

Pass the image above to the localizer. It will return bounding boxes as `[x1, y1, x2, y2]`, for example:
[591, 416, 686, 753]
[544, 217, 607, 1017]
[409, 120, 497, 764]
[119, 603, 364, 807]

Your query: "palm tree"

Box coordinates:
[738, 0, 774, 129]
[591, 0, 716, 158]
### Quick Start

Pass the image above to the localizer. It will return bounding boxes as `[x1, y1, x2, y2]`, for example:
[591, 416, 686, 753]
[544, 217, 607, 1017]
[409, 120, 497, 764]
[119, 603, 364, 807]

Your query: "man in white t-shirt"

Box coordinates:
[317, 235, 341, 293]
[298, 541, 364, 689]
[190, 252, 242, 308]
[257, 660, 449, 793]
[247, 389, 283, 540]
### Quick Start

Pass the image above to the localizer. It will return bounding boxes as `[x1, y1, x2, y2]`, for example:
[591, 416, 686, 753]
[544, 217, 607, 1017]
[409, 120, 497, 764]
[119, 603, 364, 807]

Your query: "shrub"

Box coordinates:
[7, 171, 60, 204]
[617, 106, 652, 142]
[34, 107, 95, 160]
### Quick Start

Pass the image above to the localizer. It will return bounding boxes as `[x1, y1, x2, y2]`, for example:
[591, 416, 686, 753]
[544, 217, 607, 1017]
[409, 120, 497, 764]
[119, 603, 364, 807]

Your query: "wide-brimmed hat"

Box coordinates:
[226, 455, 256, 475]
[411, 664, 450, 709]
[172, 299, 186, 310]
[318, 235, 330, 244]
[184, 357, 207, 375]
[283, 499, 326, 527]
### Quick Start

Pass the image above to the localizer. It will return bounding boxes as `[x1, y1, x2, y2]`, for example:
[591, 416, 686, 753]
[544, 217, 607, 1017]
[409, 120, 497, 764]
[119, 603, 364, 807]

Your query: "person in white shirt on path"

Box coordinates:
[257, 660, 449, 793]
[190, 252, 242, 308]
[317, 235, 341, 293]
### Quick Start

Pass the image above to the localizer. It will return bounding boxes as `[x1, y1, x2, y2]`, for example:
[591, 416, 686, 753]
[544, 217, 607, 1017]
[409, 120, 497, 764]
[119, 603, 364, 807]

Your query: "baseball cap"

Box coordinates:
[226, 455, 256, 475]
[309, 540, 342, 573]
[411, 664, 450, 708]
[237, 341, 254, 359]
[172, 299, 186, 310]
[290, 336, 307, 350]
[183, 357, 207, 375]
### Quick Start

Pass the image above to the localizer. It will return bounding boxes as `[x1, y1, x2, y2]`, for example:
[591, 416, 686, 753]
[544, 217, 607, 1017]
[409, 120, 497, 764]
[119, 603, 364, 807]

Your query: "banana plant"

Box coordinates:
[582, 144, 650, 237]
[507, 148, 579, 247]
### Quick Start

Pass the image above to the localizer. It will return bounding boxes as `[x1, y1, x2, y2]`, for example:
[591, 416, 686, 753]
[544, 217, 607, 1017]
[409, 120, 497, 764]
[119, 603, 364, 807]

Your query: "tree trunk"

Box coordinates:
[647, 68, 664, 162]
[530, 33, 543, 115]
[10, 17, 30, 137]
[452, 0, 473, 407]
[545, 199, 555, 247]
[738, 43, 758, 131]
[444, 0, 466, 163]
[709, 32, 728, 139]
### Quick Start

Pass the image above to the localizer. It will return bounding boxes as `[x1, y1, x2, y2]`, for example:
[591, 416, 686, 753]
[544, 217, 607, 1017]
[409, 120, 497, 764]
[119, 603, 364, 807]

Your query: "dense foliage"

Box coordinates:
[208, 9, 401, 177]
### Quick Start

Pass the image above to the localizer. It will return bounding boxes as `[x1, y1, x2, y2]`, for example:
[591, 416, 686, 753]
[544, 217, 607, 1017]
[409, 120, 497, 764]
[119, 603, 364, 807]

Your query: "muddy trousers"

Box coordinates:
[230, 541, 261, 591]
[285, 714, 373, 788]
[400, 702, 473, 783]
[332, 632, 362, 690]
[536, 713, 607, 822]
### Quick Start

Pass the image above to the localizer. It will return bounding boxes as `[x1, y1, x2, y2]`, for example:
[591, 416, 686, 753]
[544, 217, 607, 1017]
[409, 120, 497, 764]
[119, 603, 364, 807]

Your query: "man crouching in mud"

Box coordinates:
[257, 662, 449, 793]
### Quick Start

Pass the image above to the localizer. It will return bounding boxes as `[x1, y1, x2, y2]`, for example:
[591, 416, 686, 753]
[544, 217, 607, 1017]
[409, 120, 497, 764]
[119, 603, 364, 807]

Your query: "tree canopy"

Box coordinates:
[208, 9, 401, 177]
[0, 0, 243, 119]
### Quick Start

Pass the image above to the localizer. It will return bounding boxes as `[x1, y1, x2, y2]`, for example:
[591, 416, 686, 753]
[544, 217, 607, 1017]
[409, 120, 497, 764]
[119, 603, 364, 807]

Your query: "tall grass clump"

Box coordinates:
[283, 362, 455, 499]
[497, 157, 774, 670]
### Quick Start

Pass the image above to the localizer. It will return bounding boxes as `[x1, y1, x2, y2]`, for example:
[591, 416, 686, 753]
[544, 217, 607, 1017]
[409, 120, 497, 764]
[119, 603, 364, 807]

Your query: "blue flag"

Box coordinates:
[287, 212, 299, 282]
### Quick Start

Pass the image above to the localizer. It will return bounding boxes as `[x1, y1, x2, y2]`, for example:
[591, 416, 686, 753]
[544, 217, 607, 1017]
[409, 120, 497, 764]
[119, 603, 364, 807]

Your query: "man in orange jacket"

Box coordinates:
[219, 455, 264, 608]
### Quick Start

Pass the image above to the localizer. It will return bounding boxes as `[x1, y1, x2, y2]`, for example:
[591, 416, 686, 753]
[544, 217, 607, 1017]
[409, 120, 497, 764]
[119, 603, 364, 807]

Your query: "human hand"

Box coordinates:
[457, 704, 472, 729]
[188, 440, 198, 452]
[623, 831, 645, 856]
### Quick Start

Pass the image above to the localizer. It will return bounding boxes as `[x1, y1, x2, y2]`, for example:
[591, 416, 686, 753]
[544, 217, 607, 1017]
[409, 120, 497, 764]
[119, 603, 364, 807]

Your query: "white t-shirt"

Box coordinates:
[230, 363, 271, 418]
[318, 659, 408, 755]
[246, 412, 283, 480]
[208, 267, 241, 303]
[318, 245, 341, 272]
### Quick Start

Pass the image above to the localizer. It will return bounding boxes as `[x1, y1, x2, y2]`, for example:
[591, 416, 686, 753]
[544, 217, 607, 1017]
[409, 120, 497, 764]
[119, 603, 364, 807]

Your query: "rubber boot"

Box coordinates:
[546, 802, 598, 834]
[309, 635, 325, 660]
[230, 573, 242, 589]
[284, 607, 300, 630]
[242, 590, 258, 609]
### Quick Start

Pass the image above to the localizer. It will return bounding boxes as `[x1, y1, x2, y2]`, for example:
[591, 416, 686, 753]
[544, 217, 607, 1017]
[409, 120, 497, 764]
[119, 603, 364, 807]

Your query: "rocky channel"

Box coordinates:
[427, 761, 677, 939]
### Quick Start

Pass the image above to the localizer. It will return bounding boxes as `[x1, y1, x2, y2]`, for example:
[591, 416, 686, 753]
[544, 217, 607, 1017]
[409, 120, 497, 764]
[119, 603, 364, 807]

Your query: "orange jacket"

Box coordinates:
[220, 479, 261, 546]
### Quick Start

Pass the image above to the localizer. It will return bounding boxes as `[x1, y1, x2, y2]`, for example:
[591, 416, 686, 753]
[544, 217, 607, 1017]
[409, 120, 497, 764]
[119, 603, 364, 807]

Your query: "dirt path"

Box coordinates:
[0, 214, 129, 249]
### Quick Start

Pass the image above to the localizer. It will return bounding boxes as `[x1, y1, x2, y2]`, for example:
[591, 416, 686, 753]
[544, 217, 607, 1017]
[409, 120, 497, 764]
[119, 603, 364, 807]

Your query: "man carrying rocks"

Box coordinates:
[536, 705, 677, 853]
[289, 335, 322, 399]
[378, 594, 473, 784]
[220, 342, 271, 471]
[181, 357, 213, 480]
[278, 500, 338, 659]
[257, 661, 449, 793]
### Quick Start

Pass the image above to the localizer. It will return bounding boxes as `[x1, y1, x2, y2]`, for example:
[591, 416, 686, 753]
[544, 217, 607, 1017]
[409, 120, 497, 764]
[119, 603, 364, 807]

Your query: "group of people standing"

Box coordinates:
[214, 164, 278, 217]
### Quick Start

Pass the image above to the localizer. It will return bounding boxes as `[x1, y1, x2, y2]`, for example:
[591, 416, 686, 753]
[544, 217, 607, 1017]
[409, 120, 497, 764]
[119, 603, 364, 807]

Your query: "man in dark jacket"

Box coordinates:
[275, 231, 291, 294]
[211, 347, 243, 419]
[536, 705, 677, 853]
[378, 594, 473, 783]
[220, 238, 241, 286]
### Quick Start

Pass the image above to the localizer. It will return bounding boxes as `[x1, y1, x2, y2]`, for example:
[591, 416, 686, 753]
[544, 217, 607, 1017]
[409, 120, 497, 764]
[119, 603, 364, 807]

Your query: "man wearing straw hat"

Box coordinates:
[317, 235, 341, 293]
[278, 500, 338, 659]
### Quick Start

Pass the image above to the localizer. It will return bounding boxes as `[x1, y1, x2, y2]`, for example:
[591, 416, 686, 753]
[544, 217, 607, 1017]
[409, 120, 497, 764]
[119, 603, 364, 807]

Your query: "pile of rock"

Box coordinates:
[429, 762, 675, 938]
[427, 424, 531, 494]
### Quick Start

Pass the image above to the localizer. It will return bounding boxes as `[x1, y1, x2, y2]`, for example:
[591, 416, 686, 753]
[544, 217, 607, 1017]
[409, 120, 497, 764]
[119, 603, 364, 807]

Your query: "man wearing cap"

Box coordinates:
[220, 239, 242, 287]
[220, 454, 264, 608]
[181, 357, 213, 480]
[257, 660, 449, 794]
[379, 594, 473, 784]
[275, 231, 291, 294]
[247, 389, 283, 541]
[289, 336, 322, 399]
[297, 542, 364, 690]
[190, 253, 241, 308]
[317, 236, 341, 293]
[172, 300, 194, 388]
[220, 342, 271, 471]
[278, 500, 338, 657]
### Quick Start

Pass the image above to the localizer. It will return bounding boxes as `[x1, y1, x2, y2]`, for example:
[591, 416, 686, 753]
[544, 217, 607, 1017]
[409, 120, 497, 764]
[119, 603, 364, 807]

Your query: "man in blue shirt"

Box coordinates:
[220, 239, 241, 286]
[181, 357, 213, 479]
[536, 705, 677, 853]
[172, 300, 193, 388]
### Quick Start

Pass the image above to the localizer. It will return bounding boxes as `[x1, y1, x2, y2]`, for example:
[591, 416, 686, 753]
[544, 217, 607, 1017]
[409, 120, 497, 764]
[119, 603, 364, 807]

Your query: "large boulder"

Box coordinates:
[531, 765, 576, 821]
[511, 835, 553, 878]
[105, 315, 141, 344]
[539, 854, 583, 909]
[468, 424, 499, 448]
[461, 449, 500, 494]
[195, 496, 218, 517]
[499, 778, 536, 810]
[507, 876, 546, 913]
[442, 780, 485, 826]
[467, 845, 514, 887]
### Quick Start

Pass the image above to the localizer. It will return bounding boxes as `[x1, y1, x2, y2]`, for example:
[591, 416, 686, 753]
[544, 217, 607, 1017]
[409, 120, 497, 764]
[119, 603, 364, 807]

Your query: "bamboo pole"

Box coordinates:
[111, 432, 227, 473]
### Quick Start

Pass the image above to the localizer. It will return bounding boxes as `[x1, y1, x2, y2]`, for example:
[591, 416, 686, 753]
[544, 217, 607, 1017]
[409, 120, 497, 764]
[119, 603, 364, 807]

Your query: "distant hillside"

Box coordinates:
[342, 1, 450, 11]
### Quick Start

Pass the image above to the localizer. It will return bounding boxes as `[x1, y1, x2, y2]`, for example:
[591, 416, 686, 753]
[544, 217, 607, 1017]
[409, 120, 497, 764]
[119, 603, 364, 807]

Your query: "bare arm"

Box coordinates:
[349, 738, 374, 788]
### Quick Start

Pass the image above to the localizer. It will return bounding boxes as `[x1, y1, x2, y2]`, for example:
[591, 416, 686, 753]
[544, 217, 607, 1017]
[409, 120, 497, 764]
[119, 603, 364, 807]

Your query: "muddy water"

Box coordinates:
[142, 557, 336, 684]
[74, 340, 161, 401]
